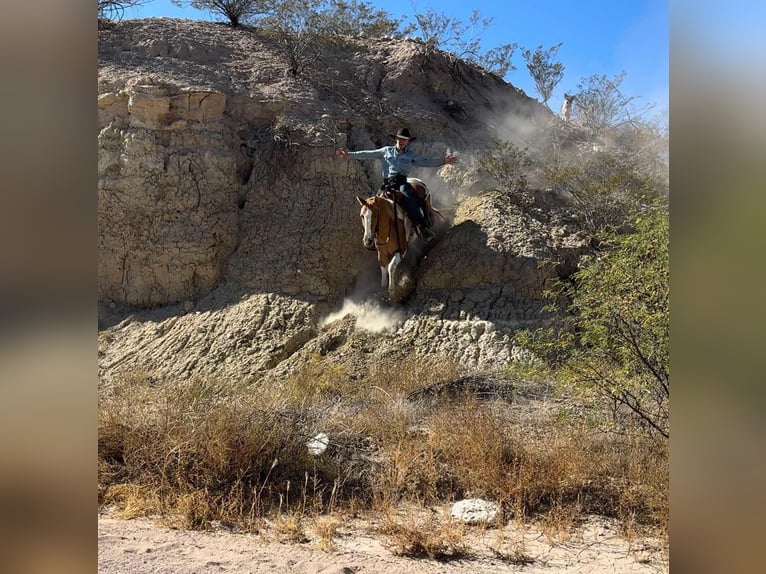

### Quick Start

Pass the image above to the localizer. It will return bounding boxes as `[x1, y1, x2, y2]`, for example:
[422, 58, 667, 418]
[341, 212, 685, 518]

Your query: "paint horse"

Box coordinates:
[357, 177, 441, 296]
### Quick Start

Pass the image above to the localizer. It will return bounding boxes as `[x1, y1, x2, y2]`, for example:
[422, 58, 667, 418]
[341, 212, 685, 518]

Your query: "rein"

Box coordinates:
[372, 198, 403, 252]
[369, 200, 391, 247]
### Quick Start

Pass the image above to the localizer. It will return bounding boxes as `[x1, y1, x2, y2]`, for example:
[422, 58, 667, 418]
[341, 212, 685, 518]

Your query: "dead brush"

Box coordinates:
[99, 367, 667, 542]
[488, 530, 535, 566]
[172, 490, 217, 530]
[426, 399, 512, 499]
[272, 514, 309, 543]
[98, 375, 358, 529]
[366, 354, 460, 396]
[313, 515, 342, 551]
[374, 438, 447, 506]
[281, 352, 356, 404]
[380, 514, 469, 560]
[371, 396, 667, 541]
[539, 498, 582, 541]
[99, 482, 162, 518]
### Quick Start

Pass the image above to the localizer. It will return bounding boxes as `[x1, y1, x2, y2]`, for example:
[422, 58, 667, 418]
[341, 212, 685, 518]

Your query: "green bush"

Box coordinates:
[518, 206, 669, 440]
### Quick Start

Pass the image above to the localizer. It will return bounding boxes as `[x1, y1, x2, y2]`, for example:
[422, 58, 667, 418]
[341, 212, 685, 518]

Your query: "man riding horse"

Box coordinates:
[335, 127, 459, 243]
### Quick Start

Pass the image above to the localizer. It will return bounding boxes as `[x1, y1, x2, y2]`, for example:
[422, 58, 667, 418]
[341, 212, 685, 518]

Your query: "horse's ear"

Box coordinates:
[356, 196, 365, 206]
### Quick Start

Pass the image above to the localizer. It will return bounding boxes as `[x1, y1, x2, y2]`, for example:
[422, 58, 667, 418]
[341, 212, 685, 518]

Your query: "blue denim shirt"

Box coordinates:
[347, 145, 443, 178]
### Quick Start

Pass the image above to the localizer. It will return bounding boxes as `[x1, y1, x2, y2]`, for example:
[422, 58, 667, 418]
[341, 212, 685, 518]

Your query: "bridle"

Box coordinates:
[364, 197, 399, 249]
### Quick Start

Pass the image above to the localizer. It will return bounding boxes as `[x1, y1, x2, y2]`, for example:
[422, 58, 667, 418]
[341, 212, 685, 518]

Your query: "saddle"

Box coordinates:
[379, 176, 431, 228]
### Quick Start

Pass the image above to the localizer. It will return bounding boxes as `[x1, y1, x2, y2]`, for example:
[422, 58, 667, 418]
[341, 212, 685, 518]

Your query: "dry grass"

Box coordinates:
[379, 514, 469, 560]
[313, 515, 341, 551]
[366, 354, 461, 396]
[98, 357, 668, 546]
[272, 514, 309, 543]
[488, 530, 535, 566]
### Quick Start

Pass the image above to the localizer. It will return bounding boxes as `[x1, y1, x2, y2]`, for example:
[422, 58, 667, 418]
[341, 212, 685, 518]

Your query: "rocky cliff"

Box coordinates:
[98, 18, 590, 383]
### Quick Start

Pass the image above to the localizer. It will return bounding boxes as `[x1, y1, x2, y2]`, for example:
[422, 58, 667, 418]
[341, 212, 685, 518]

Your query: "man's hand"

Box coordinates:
[335, 149, 348, 159]
[443, 154, 459, 165]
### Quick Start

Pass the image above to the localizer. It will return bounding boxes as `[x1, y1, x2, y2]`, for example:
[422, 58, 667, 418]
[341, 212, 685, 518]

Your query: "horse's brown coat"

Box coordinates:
[358, 195, 412, 269]
[357, 178, 444, 294]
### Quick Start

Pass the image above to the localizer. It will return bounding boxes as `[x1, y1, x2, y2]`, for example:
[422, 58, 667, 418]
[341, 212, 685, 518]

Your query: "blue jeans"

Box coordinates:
[399, 182, 428, 228]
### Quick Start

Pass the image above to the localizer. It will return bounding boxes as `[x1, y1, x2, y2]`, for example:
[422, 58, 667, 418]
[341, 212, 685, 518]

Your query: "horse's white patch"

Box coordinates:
[386, 252, 402, 293]
[360, 206, 373, 245]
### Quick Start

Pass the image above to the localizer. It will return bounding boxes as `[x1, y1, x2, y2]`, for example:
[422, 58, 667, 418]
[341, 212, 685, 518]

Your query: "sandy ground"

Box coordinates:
[98, 512, 668, 574]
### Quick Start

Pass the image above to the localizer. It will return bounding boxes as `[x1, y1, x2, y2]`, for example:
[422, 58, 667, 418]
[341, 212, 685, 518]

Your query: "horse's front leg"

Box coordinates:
[379, 265, 388, 290]
[387, 252, 401, 296]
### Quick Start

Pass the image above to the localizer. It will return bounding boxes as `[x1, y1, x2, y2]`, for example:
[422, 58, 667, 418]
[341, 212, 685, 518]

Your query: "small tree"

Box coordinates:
[260, 0, 323, 76]
[410, 7, 465, 62]
[518, 206, 669, 440]
[477, 43, 518, 79]
[573, 72, 654, 135]
[98, 0, 150, 21]
[521, 43, 564, 106]
[259, 0, 407, 76]
[409, 8, 516, 77]
[319, 0, 408, 38]
[170, 0, 276, 28]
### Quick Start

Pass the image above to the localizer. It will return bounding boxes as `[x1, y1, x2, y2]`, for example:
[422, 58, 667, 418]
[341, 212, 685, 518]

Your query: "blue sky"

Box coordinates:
[126, 0, 668, 116]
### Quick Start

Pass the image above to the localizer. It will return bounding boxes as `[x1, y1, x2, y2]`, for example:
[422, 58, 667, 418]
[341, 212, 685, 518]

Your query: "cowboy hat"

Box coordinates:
[391, 127, 416, 141]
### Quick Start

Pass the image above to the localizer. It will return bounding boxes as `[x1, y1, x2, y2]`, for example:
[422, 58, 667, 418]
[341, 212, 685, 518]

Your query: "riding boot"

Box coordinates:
[419, 226, 435, 242]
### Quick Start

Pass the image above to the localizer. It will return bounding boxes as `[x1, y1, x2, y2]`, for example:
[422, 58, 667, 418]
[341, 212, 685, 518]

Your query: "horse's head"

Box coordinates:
[356, 196, 377, 250]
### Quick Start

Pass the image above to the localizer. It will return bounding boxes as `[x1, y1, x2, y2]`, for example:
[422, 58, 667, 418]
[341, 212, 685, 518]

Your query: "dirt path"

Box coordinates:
[98, 513, 667, 573]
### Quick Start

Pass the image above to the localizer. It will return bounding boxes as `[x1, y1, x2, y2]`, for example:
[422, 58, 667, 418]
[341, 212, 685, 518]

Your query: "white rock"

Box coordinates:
[306, 432, 329, 456]
[450, 498, 500, 524]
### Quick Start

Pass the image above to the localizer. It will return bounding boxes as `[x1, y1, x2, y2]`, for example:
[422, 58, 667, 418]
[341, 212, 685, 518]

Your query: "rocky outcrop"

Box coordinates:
[369, 189, 590, 368]
[98, 291, 318, 384]
[98, 80, 239, 306]
[98, 18, 587, 383]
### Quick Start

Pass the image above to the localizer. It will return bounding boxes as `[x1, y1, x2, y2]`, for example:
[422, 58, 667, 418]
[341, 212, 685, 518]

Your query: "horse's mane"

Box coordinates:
[374, 194, 406, 222]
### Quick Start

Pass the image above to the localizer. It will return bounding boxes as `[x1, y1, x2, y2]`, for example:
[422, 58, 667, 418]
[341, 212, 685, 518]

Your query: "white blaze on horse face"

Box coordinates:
[361, 205, 373, 248]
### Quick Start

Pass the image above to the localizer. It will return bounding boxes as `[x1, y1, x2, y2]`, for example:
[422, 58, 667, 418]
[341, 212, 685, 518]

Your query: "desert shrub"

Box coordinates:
[529, 114, 667, 233]
[170, 0, 276, 28]
[98, 376, 360, 527]
[257, 0, 407, 75]
[408, 8, 517, 78]
[98, 0, 150, 22]
[362, 392, 667, 536]
[572, 71, 656, 136]
[546, 149, 656, 232]
[521, 43, 565, 106]
[518, 206, 669, 440]
[478, 139, 533, 193]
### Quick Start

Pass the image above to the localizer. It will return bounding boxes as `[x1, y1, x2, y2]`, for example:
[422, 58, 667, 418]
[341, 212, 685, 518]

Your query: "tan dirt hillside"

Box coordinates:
[98, 18, 589, 385]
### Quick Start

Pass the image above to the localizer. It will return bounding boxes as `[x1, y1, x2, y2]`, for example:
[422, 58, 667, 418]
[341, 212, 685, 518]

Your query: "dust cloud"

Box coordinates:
[319, 298, 404, 334]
